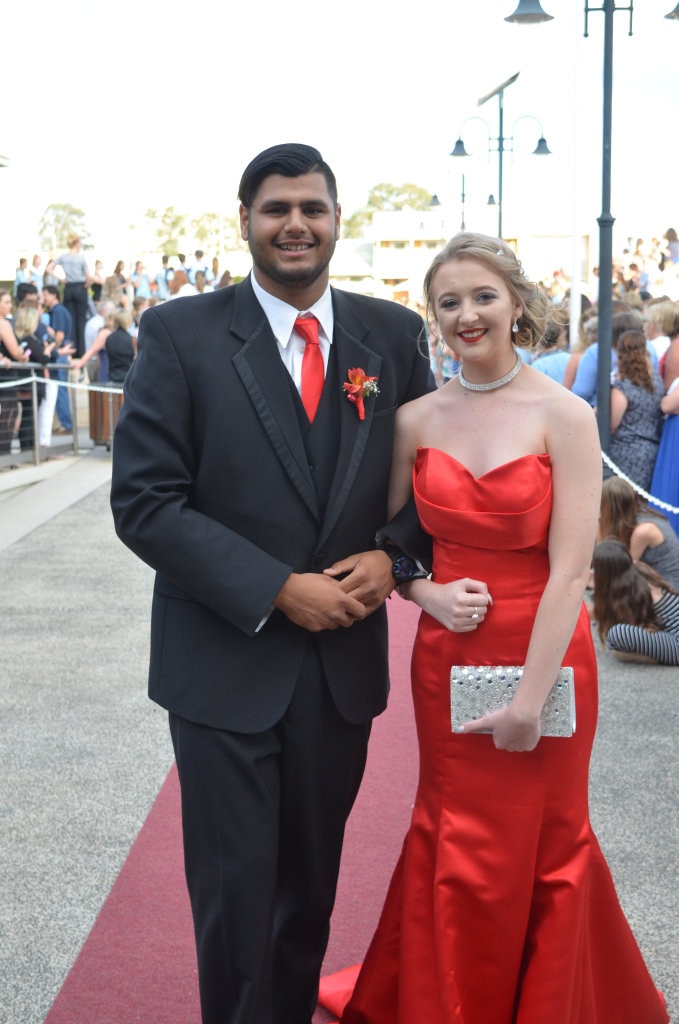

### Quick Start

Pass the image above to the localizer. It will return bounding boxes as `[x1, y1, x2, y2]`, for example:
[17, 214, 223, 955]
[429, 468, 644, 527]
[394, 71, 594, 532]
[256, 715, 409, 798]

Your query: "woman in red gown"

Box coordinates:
[340, 234, 668, 1024]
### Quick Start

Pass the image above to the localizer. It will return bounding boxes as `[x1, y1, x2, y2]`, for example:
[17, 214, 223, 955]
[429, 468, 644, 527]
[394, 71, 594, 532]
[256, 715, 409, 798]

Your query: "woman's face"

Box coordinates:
[429, 257, 521, 360]
[0, 293, 13, 317]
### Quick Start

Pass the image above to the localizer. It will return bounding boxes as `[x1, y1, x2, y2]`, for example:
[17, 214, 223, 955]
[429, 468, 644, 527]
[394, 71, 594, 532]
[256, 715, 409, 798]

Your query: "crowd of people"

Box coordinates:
[0, 245, 236, 456]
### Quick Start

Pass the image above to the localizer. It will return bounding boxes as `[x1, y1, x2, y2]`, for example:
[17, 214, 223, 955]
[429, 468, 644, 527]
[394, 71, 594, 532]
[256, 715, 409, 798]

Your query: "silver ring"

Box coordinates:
[471, 609, 480, 621]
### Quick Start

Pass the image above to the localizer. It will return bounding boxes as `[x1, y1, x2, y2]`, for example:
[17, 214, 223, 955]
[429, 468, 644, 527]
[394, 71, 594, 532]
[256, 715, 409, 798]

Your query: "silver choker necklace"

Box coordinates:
[458, 353, 522, 392]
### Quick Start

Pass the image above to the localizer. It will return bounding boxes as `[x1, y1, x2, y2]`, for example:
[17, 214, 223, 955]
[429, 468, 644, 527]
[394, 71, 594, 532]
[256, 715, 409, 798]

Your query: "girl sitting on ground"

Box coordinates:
[598, 474, 679, 588]
[591, 538, 679, 664]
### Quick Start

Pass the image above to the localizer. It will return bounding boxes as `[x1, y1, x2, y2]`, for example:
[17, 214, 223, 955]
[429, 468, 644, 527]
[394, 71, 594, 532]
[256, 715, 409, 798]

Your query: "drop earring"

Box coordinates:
[512, 318, 519, 334]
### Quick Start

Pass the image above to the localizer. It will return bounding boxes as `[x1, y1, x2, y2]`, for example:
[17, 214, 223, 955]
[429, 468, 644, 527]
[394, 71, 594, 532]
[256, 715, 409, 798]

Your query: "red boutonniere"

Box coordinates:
[343, 368, 380, 420]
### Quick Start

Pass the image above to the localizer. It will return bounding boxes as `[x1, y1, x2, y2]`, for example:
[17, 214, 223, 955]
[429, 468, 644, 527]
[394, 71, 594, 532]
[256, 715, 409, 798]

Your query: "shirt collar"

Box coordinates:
[249, 272, 334, 348]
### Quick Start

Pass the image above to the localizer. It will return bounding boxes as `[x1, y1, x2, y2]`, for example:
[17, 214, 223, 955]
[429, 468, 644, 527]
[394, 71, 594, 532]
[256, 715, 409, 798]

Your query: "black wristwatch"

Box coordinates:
[378, 540, 429, 585]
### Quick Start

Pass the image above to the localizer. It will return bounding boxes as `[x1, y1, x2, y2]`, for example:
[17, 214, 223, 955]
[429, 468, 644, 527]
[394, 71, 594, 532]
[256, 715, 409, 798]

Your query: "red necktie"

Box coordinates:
[295, 315, 324, 421]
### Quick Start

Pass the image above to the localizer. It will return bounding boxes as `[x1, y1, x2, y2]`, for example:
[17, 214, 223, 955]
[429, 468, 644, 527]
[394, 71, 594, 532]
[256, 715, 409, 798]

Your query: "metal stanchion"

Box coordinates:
[69, 367, 79, 456]
[107, 387, 115, 450]
[31, 374, 40, 466]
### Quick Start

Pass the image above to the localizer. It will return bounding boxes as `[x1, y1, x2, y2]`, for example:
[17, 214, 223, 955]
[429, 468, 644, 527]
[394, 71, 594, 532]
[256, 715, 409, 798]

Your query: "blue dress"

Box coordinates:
[650, 412, 679, 536]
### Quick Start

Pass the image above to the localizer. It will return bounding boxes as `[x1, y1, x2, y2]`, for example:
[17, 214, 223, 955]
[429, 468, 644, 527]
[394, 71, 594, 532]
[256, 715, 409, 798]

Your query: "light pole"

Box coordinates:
[506, 0, 677, 452]
[450, 72, 551, 240]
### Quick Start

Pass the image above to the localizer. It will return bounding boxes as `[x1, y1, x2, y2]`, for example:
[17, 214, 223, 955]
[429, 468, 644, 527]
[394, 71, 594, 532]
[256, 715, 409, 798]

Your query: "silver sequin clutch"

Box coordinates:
[450, 665, 576, 737]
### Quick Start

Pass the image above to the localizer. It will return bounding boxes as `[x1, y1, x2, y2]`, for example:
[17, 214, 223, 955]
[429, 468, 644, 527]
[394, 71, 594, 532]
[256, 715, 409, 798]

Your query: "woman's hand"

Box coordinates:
[458, 703, 541, 752]
[405, 576, 492, 632]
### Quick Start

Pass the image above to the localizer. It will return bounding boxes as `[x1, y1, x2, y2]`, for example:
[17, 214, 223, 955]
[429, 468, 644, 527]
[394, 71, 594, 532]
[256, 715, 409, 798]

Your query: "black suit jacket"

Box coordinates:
[111, 277, 433, 732]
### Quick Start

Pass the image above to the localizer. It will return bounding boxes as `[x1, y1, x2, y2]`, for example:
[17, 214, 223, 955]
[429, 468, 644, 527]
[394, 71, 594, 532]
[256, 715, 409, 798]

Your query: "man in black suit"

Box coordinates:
[111, 143, 433, 1024]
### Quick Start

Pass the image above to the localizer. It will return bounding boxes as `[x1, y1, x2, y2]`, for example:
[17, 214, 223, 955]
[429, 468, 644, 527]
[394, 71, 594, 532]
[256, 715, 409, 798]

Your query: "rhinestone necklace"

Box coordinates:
[458, 353, 522, 392]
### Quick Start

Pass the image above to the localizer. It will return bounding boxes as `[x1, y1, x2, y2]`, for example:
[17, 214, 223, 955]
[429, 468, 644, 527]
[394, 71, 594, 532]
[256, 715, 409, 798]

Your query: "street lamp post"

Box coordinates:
[590, 0, 623, 454]
[506, 0, 677, 452]
[450, 72, 551, 240]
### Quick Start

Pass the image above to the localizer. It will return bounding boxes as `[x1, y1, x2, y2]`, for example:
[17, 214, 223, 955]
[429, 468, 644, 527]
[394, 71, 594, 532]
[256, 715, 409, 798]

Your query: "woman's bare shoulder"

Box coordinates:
[397, 381, 452, 421]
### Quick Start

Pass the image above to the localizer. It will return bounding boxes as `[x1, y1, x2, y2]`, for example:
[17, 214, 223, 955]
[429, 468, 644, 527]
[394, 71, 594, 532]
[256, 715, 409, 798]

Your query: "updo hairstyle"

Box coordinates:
[423, 232, 551, 349]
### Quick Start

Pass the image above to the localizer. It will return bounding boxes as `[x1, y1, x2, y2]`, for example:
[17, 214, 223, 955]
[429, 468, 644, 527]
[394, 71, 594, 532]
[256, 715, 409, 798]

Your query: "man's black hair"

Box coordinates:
[16, 282, 38, 303]
[43, 284, 60, 299]
[238, 143, 338, 208]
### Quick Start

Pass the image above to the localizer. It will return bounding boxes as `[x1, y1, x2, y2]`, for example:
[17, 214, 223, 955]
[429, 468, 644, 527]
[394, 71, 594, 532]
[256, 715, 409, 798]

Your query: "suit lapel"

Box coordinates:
[319, 292, 383, 547]
[231, 281, 320, 523]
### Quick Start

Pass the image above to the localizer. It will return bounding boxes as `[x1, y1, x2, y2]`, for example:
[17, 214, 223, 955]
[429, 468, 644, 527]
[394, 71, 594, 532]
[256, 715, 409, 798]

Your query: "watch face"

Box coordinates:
[392, 554, 416, 582]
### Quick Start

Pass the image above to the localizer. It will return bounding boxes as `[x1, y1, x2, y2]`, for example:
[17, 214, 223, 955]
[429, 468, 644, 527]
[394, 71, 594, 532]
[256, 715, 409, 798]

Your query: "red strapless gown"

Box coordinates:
[341, 450, 667, 1024]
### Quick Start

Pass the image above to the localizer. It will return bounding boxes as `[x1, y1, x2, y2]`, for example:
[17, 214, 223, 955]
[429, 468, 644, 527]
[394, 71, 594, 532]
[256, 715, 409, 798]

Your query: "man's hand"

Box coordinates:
[273, 572, 368, 632]
[323, 549, 394, 615]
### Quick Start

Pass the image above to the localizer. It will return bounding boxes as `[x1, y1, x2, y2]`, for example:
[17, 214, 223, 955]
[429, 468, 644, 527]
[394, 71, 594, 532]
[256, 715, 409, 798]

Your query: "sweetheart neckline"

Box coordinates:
[416, 447, 550, 482]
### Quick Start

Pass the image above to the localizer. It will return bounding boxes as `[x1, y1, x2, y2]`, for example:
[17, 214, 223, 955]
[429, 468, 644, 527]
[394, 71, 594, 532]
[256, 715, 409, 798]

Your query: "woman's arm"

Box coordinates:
[663, 339, 679, 392]
[660, 382, 679, 414]
[72, 327, 110, 369]
[610, 385, 628, 433]
[561, 352, 581, 391]
[0, 319, 28, 361]
[629, 520, 662, 562]
[464, 393, 601, 751]
[605, 623, 671, 663]
[387, 400, 421, 520]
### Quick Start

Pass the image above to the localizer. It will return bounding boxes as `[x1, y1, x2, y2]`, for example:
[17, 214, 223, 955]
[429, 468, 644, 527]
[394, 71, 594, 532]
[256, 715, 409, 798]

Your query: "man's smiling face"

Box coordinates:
[240, 172, 341, 305]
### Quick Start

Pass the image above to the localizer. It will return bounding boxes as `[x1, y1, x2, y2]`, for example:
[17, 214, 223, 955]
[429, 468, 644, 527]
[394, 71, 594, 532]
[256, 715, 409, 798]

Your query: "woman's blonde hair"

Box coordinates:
[112, 308, 132, 330]
[13, 306, 40, 339]
[423, 232, 551, 349]
[646, 299, 679, 337]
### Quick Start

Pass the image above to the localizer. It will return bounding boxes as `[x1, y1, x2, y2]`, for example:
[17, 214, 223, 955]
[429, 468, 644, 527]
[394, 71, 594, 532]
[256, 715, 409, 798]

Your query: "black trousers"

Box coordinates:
[62, 282, 89, 357]
[170, 644, 371, 1024]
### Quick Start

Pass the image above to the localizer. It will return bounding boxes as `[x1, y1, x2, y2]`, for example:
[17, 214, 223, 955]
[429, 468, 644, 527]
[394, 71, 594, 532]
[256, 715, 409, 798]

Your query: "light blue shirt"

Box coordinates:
[532, 350, 571, 384]
[572, 341, 659, 406]
[188, 262, 215, 286]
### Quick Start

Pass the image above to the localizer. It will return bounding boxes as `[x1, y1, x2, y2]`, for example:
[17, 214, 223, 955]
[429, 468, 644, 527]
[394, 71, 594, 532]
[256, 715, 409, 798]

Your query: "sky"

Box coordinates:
[2, 0, 678, 277]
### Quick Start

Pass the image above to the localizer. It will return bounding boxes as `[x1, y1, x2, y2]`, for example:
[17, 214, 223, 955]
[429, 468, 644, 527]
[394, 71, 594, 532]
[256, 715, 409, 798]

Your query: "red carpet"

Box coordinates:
[43, 598, 420, 1024]
[44, 766, 200, 1023]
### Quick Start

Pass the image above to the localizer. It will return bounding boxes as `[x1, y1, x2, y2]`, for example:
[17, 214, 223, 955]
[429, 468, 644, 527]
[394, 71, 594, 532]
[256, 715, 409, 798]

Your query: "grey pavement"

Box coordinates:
[0, 447, 677, 1023]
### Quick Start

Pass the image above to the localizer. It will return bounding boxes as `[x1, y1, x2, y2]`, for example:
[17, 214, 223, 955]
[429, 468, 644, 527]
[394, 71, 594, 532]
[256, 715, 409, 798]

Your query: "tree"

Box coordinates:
[366, 183, 433, 212]
[191, 212, 250, 254]
[38, 204, 89, 251]
[342, 209, 373, 240]
[220, 215, 249, 254]
[145, 206, 189, 257]
[191, 212, 221, 249]
[341, 183, 433, 239]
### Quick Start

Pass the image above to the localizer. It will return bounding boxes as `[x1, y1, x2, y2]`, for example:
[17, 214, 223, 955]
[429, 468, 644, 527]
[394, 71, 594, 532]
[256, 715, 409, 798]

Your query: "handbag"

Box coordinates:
[450, 665, 575, 738]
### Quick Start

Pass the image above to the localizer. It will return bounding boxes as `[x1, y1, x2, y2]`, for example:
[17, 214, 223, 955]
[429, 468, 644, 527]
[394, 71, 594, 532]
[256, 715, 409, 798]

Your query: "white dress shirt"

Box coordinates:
[250, 272, 334, 397]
